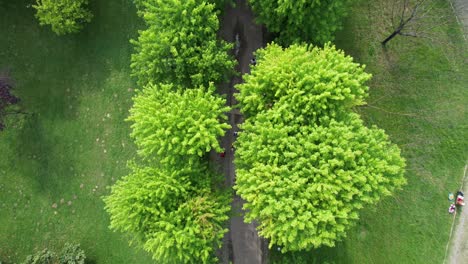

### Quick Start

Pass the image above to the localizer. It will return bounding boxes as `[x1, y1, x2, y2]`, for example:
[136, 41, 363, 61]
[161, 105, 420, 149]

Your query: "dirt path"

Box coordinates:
[447, 165, 468, 264]
[449, 0, 468, 41]
[212, 0, 267, 263]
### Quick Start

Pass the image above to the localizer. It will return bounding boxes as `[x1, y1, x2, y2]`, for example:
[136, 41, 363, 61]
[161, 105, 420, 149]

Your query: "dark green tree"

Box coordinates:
[33, 0, 92, 35]
[248, 0, 355, 45]
[130, 0, 235, 87]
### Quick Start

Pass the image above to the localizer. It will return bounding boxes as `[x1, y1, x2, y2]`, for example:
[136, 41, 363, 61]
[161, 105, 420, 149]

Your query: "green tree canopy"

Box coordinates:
[236, 44, 371, 123]
[235, 112, 405, 251]
[133, 0, 230, 12]
[234, 43, 406, 251]
[248, 0, 354, 45]
[130, 0, 235, 87]
[127, 83, 230, 162]
[33, 0, 92, 35]
[104, 162, 230, 263]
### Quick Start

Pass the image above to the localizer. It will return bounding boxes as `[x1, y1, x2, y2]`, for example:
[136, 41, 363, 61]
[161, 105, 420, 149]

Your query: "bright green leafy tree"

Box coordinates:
[248, 0, 355, 45]
[234, 44, 406, 251]
[127, 83, 230, 162]
[104, 162, 230, 263]
[236, 43, 371, 122]
[130, 0, 235, 87]
[33, 0, 92, 35]
[133, 0, 230, 12]
[235, 112, 406, 251]
[106, 1, 233, 262]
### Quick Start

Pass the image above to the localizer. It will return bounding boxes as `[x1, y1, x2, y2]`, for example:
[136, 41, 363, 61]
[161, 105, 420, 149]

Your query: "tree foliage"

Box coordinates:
[33, 0, 93, 35]
[234, 44, 406, 251]
[130, 0, 235, 87]
[59, 243, 86, 264]
[23, 249, 55, 264]
[235, 112, 405, 250]
[104, 162, 230, 263]
[248, 0, 355, 45]
[127, 83, 230, 161]
[107, 1, 233, 261]
[133, 0, 230, 12]
[236, 43, 371, 122]
[23, 244, 85, 264]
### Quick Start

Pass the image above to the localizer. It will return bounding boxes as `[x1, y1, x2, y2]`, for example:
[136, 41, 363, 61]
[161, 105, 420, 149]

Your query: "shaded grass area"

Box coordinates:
[0, 0, 153, 263]
[271, 0, 467, 263]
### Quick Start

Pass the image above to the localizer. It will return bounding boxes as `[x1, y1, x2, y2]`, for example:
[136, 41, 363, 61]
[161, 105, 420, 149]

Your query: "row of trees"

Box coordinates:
[33, 0, 93, 35]
[104, 0, 235, 263]
[234, 44, 406, 251]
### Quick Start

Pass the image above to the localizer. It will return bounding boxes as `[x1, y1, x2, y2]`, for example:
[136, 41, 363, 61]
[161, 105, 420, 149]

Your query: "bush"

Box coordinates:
[23, 244, 85, 264]
[23, 249, 56, 264]
[59, 243, 85, 264]
[33, 0, 93, 35]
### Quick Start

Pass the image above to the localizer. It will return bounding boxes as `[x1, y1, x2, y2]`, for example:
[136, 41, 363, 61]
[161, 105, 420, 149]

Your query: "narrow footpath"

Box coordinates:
[447, 165, 468, 263]
[211, 0, 267, 263]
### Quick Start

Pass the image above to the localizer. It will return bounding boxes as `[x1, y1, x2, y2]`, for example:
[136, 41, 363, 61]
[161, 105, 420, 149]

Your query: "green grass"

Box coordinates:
[0, 0, 153, 263]
[271, 0, 467, 263]
[1, 0, 466, 263]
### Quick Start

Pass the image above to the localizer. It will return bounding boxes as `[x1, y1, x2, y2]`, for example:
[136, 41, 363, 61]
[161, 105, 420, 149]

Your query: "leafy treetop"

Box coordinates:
[131, 0, 235, 87]
[235, 112, 406, 251]
[236, 43, 371, 124]
[104, 162, 230, 263]
[33, 0, 93, 35]
[127, 83, 231, 162]
[248, 0, 355, 45]
[234, 43, 406, 251]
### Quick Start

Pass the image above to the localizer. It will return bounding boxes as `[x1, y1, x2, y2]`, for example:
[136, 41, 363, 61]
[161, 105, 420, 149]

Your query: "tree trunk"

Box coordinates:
[382, 29, 401, 46]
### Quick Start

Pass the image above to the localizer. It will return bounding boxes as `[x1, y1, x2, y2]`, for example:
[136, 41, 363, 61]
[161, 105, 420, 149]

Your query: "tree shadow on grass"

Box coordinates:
[11, 113, 71, 194]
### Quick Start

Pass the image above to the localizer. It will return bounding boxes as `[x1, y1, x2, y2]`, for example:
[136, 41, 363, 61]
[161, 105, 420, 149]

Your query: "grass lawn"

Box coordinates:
[271, 0, 467, 263]
[1, 0, 466, 263]
[0, 0, 153, 263]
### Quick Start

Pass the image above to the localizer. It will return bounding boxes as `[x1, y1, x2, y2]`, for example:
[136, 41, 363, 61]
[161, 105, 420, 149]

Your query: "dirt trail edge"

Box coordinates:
[446, 2, 468, 262]
[447, 165, 468, 264]
[211, 0, 267, 263]
[449, 0, 468, 41]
